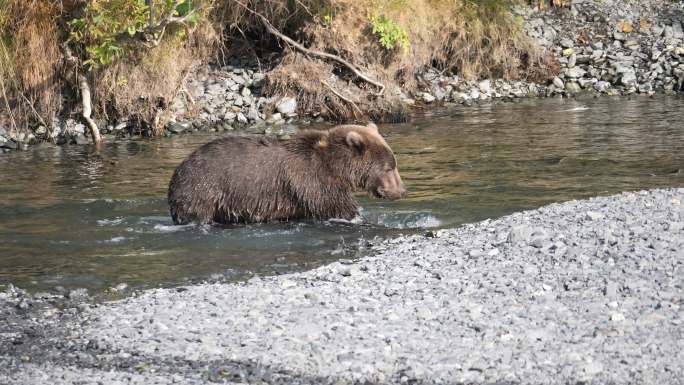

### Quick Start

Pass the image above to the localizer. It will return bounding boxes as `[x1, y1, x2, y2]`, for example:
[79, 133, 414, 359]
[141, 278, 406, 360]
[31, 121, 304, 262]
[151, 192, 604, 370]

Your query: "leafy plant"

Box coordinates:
[69, 0, 203, 68]
[368, 14, 409, 52]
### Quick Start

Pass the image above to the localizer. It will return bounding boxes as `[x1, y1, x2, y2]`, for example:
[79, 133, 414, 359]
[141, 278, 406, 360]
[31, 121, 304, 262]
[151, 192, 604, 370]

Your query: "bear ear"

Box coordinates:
[366, 122, 378, 132]
[345, 131, 365, 154]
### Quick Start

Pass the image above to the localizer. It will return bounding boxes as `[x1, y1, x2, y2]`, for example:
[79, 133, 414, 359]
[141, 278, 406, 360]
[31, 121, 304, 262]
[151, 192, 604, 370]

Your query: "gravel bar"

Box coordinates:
[2, 188, 683, 385]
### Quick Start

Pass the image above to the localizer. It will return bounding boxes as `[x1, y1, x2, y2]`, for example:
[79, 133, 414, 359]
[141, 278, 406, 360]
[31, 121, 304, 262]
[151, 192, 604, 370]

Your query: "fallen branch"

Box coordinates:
[62, 45, 102, 145]
[233, 0, 385, 95]
[78, 75, 102, 145]
[321, 80, 364, 118]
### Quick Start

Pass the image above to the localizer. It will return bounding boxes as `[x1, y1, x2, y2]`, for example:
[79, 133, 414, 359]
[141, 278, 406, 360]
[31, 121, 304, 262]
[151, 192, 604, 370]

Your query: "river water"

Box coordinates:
[1, 96, 683, 292]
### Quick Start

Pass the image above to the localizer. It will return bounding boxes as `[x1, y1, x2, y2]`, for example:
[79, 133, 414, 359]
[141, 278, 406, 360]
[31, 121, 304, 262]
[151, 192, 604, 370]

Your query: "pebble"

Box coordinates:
[276, 97, 297, 115]
[585, 211, 605, 221]
[421, 92, 436, 103]
[553, 77, 565, 89]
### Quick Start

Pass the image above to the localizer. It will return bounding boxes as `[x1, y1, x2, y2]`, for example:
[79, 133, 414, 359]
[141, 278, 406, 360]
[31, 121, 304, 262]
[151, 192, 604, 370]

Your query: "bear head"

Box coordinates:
[312, 123, 407, 200]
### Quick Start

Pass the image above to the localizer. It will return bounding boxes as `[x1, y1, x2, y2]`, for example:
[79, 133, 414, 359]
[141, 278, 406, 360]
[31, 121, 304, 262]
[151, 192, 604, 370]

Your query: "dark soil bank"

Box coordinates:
[2, 188, 683, 384]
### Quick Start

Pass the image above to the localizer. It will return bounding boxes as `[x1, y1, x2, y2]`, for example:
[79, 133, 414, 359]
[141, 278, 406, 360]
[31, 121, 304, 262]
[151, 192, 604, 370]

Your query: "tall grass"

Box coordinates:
[1, 0, 64, 132]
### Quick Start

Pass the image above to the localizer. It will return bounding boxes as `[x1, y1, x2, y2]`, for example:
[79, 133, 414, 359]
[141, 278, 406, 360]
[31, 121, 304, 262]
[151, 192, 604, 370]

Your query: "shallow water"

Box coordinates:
[1, 95, 683, 292]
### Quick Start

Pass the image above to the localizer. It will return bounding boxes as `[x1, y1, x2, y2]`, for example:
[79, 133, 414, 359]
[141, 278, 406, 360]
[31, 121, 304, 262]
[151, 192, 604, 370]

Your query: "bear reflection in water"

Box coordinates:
[168, 122, 407, 225]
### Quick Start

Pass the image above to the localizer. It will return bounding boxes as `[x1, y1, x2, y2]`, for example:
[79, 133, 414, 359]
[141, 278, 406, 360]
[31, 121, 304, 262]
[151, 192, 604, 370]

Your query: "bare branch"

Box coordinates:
[17, 92, 47, 128]
[78, 75, 102, 145]
[232, 0, 385, 95]
[321, 80, 364, 118]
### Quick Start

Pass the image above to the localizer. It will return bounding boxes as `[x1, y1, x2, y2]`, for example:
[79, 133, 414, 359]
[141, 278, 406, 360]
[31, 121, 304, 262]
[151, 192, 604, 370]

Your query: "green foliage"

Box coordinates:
[368, 14, 409, 52]
[69, 0, 202, 68]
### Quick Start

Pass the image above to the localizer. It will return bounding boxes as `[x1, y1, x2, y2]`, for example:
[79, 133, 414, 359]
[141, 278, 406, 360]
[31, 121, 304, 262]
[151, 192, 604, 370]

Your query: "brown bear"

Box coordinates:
[167, 122, 406, 224]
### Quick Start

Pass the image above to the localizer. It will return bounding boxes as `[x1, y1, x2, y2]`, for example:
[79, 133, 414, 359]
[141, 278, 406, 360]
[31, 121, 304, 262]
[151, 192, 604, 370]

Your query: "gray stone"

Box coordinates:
[565, 82, 581, 93]
[433, 87, 448, 101]
[67, 288, 89, 301]
[620, 70, 637, 87]
[206, 83, 224, 95]
[673, 22, 684, 39]
[585, 211, 605, 221]
[651, 24, 665, 37]
[421, 92, 436, 103]
[559, 38, 574, 48]
[276, 97, 297, 115]
[232, 74, 246, 85]
[113, 122, 127, 132]
[578, 78, 597, 89]
[237, 112, 248, 124]
[0, 138, 18, 150]
[594, 81, 611, 92]
[223, 111, 236, 122]
[50, 126, 61, 138]
[167, 122, 188, 134]
[591, 50, 604, 62]
[247, 107, 260, 121]
[566, 67, 587, 79]
[478, 80, 492, 94]
[576, 55, 591, 65]
[552, 76, 565, 89]
[508, 225, 533, 244]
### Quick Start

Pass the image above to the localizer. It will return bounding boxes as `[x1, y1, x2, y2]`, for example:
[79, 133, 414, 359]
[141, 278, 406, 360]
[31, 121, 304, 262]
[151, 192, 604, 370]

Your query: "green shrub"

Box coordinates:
[368, 14, 409, 52]
[69, 0, 202, 68]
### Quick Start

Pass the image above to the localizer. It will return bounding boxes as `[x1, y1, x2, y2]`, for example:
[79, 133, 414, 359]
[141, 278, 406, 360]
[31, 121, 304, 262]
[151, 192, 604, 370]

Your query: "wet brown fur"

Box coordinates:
[168, 123, 406, 224]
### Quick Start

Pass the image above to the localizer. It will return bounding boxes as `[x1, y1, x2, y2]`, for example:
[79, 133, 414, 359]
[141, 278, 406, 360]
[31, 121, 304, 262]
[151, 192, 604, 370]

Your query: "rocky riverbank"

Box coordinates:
[418, 0, 684, 104]
[1, 0, 683, 152]
[1, 188, 683, 384]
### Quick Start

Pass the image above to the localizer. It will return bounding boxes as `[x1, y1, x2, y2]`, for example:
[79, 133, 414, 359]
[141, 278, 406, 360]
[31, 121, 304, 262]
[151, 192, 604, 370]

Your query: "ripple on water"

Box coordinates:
[152, 223, 193, 233]
[369, 211, 442, 229]
[104, 236, 127, 244]
[97, 217, 125, 226]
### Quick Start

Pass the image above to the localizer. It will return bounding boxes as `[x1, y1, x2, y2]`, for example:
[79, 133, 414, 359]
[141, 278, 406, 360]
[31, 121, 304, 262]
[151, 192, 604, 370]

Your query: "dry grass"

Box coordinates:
[0, 0, 64, 132]
[0, 0, 555, 131]
[93, 23, 216, 135]
[215, 0, 554, 122]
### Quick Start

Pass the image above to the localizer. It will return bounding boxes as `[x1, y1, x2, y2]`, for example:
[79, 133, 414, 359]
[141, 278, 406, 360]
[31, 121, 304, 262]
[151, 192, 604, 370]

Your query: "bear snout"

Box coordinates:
[374, 168, 407, 200]
[377, 186, 407, 200]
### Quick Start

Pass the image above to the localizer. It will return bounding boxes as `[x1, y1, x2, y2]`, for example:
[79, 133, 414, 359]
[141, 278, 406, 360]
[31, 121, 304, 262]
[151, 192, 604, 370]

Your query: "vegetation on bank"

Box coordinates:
[0, 0, 557, 143]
